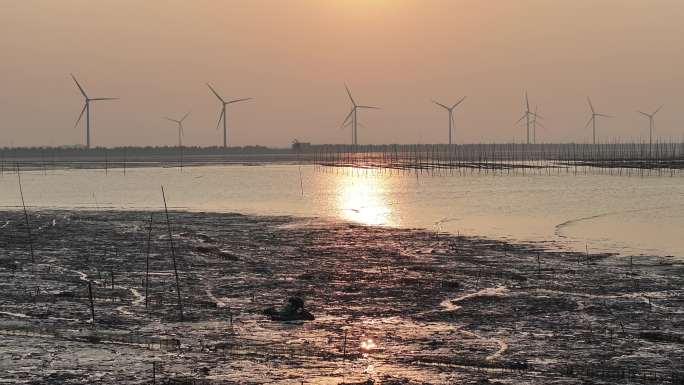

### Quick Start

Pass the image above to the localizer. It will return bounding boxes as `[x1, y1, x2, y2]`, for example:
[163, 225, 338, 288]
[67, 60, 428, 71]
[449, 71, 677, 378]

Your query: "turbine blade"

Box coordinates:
[215, 109, 225, 130]
[453, 96, 467, 109]
[525, 91, 530, 111]
[227, 97, 252, 104]
[357, 105, 379, 109]
[341, 108, 354, 127]
[584, 116, 593, 129]
[164, 117, 178, 123]
[207, 83, 225, 103]
[637, 111, 651, 118]
[180, 111, 191, 122]
[596, 113, 612, 118]
[90, 97, 118, 101]
[653, 104, 664, 115]
[74, 104, 87, 128]
[432, 100, 450, 110]
[515, 113, 527, 125]
[587, 97, 595, 113]
[344, 84, 356, 106]
[71, 74, 88, 98]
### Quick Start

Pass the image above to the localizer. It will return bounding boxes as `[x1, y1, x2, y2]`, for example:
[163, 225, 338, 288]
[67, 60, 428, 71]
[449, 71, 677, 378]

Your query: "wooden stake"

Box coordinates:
[161, 186, 184, 322]
[537, 254, 541, 275]
[17, 165, 35, 264]
[145, 213, 153, 310]
[342, 330, 348, 359]
[88, 281, 96, 323]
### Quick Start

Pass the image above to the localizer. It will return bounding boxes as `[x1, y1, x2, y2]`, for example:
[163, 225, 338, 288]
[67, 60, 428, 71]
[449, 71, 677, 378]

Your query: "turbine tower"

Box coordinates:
[585, 97, 611, 145]
[164, 112, 190, 147]
[72, 74, 118, 149]
[637, 105, 663, 158]
[207, 83, 252, 148]
[432, 96, 467, 145]
[341, 85, 379, 146]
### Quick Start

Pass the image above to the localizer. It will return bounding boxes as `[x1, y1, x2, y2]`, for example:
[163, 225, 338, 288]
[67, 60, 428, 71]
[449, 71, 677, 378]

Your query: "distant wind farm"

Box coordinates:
[0, 74, 681, 176]
[0, 74, 658, 155]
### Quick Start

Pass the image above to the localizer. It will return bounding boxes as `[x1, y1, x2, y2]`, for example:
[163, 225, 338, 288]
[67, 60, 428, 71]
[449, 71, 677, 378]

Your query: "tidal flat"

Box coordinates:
[1, 210, 683, 384]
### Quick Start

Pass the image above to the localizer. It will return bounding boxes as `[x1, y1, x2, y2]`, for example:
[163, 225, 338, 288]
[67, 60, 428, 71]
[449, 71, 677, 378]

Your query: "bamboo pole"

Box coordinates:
[17, 164, 35, 264]
[161, 186, 184, 322]
[145, 213, 153, 310]
[88, 280, 96, 323]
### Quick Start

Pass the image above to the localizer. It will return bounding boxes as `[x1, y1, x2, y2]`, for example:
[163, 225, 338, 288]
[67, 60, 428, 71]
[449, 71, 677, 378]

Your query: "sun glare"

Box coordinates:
[336, 172, 392, 226]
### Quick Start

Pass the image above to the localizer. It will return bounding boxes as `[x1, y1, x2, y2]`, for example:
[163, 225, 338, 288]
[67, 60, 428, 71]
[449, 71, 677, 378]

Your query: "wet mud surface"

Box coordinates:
[1, 210, 683, 384]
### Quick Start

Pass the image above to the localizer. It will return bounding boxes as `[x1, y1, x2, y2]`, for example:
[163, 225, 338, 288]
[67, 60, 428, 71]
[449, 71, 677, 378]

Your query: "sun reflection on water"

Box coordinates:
[335, 172, 393, 226]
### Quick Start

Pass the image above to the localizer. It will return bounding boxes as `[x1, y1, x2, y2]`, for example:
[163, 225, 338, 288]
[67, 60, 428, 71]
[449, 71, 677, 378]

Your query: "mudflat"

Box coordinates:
[1, 210, 683, 384]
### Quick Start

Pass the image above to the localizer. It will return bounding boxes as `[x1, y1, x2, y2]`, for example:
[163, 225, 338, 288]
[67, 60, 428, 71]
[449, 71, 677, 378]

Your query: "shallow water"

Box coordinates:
[1, 164, 682, 257]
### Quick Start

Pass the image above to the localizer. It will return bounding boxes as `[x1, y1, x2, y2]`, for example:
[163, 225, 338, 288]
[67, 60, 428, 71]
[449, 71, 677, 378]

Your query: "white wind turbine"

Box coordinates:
[585, 97, 611, 145]
[515, 92, 539, 145]
[341, 85, 379, 146]
[72, 74, 118, 149]
[207, 83, 252, 148]
[164, 112, 190, 147]
[432, 96, 467, 145]
[637, 105, 663, 157]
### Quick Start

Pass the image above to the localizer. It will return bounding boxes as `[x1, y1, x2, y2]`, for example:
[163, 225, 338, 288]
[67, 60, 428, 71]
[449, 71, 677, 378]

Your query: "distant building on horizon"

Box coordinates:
[291, 140, 311, 152]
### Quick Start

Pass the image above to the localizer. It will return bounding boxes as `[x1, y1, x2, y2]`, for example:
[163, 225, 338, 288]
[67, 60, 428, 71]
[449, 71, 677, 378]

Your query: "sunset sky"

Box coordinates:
[1, 0, 683, 147]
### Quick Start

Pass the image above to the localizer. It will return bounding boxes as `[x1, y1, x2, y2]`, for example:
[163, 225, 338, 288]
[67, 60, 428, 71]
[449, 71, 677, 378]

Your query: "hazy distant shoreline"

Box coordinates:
[2, 142, 683, 172]
[0, 147, 302, 170]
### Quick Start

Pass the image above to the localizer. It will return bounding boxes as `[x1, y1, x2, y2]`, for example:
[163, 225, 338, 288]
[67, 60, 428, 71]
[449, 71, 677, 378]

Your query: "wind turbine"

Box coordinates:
[164, 112, 190, 147]
[637, 105, 663, 157]
[72, 74, 118, 149]
[207, 83, 252, 148]
[341, 85, 379, 146]
[515, 92, 538, 144]
[432, 96, 467, 145]
[585, 97, 611, 145]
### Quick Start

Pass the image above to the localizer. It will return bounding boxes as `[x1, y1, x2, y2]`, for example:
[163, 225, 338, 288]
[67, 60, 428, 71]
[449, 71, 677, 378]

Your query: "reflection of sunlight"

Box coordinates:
[336, 173, 393, 226]
[360, 338, 377, 352]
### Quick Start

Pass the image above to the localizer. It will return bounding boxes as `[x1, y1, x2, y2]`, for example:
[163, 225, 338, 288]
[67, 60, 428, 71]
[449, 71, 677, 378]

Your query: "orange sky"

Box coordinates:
[1, 0, 683, 147]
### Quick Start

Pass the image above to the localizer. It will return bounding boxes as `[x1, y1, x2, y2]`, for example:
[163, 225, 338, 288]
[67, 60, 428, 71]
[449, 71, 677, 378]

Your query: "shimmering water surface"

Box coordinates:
[1, 164, 682, 257]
